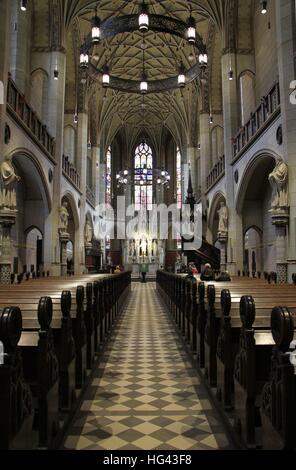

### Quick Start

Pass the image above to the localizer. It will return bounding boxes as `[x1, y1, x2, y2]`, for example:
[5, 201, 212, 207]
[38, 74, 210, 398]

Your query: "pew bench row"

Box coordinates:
[0, 272, 131, 450]
[157, 271, 296, 450]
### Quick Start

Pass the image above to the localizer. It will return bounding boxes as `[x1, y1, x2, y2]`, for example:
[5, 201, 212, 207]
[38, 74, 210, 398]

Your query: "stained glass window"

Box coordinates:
[106, 146, 112, 250]
[176, 147, 182, 249]
[176, 147, 182, 210]
[106, 145, 112, 208]
[134, 141, 153, 211]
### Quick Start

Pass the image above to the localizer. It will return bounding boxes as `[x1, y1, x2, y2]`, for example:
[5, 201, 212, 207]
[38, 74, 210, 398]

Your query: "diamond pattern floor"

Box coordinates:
[62, 283, 233, 450]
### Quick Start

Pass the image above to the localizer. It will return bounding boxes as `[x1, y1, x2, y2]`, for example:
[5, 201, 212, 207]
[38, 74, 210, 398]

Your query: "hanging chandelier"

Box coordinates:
[116, 167, 170, 189]
[79, 5, 208, 94]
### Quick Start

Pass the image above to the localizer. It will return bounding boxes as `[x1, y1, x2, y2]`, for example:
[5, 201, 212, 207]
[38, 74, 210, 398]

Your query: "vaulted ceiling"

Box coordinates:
[39, 1, 234, 149]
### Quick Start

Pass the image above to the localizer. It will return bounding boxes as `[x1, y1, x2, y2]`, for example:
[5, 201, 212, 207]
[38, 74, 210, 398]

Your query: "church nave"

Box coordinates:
[62, 283, 232, 451]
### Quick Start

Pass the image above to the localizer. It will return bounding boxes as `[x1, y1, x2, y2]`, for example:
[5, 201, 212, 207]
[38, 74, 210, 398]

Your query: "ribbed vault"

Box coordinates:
[44, 1, 233, 148]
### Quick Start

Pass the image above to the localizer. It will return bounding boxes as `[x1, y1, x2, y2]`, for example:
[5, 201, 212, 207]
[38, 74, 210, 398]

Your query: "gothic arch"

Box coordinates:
[61, 191, 80, 229]
[208, 190, 227, 234]
[8, 148, 52, 212]
[235, 150, 278, 213]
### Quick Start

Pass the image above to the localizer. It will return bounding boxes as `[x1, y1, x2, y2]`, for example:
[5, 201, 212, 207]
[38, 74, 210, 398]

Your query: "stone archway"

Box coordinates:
[236, 153, 277, 274]
[60, 192, 80, 275]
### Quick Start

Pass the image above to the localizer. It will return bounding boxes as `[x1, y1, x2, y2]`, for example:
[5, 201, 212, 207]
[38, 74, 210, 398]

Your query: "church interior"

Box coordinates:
[0, 0, 296, 454]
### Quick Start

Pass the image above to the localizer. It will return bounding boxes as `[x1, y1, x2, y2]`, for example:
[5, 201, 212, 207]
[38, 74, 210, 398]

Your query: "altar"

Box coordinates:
[129, 262, 160, 276]
[123, 238, 165, 274]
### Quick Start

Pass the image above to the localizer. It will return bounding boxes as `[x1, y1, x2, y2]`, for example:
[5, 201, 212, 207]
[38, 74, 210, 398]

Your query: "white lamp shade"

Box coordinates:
[178, 73, 186, 87]
[199, 53, 208, 66]
[139, 13, 149, 31]
[80, 53, 89, 67]
[103, 73, 110, 86]
[92, 26, 100, 42]
[187, 26, 196, 43]
[140, 80, 148, 93]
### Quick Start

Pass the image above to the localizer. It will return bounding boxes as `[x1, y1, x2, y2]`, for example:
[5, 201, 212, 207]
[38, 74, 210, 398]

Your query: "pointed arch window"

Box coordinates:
[176, 146, 182, 249]
[134, 141, 153, 210]
[106, 145, 112, 208]
[106, 145, 112, 250]
[176, 146, 182, 210]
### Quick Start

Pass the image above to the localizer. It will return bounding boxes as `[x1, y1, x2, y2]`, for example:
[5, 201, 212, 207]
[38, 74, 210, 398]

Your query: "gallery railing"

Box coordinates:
[7, 76, 55, 160]
[62, 154, 81, 191]
[86, 185, 96, 207]
[232, 82, 280, 160]
[206, 155, 225, 192]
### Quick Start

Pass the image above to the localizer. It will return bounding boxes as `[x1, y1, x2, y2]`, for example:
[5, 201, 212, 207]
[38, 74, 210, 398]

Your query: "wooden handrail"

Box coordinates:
[6, 77, 55, 158]
[62, 154, 81, 190]
[206, 155, 225, 191]
[232, 82, 280, 160]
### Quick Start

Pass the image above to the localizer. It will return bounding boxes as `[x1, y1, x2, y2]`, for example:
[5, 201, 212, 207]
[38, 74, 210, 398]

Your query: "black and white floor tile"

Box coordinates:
[62, 283, 233, 450]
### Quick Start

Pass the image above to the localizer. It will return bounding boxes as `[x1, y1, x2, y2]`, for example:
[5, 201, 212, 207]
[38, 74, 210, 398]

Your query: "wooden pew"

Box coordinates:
[156, 270, 296, 450]
[260, 306, 296, 450]
[19, 296, 60, 448]
[0, 271, 131, 449]
[0, 286, 85, 395]
[0, 306, 33, 449]
[233, 296, 277, 449]
[202, 283, 296, 389]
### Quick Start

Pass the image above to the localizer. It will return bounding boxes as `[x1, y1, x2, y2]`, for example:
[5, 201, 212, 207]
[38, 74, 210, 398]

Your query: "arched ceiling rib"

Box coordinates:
[62, 1, 230, 148]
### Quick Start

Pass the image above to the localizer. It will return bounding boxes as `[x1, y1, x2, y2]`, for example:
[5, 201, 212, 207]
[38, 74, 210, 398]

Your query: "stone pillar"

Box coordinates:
[0, 1, 13, 284]
[75, 86, 88, 274]
[0, 212, 17, 283]
[92, 145, 100, 205]
[59, 233, 69, 277]
[199, 112, 211, 202]
[270, 209, 289, 283]
[0, 0, 11, 154]
[276, 0, 296, 281]
[41, 51, 66, 275]
[221, 52, 243, 275]
[218, 234, 228, 272]
[9, 0, 31, 94]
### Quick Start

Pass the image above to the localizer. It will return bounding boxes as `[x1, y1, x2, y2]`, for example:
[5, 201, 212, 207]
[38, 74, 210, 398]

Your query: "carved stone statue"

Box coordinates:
[84, 219, 93, 245]
[217, 201, 228, 235]
[268, 157, 289, 212]
[59, 201, 69, 235]
[0, 156, 20, 211]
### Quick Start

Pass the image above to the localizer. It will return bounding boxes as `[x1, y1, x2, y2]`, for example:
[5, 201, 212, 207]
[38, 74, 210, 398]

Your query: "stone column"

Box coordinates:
[9, 0, 31, 94]
[75, 85, 88, 274]
[199, 112, 211, 202]
[91, 145, 100, 205]
[40, 51, 66, 275]
[221, 52, 243, 275]
[218, 234, 228, 272]
[0, 0, 11, 153]
[276, 0, 296, 281]
[0, 1, 13, 284]
[59, 232, 69, 277]
[0, 212, 17, 283]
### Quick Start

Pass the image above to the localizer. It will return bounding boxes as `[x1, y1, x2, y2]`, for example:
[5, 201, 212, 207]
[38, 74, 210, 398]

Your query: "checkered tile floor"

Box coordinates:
[62, 283, 233, 450]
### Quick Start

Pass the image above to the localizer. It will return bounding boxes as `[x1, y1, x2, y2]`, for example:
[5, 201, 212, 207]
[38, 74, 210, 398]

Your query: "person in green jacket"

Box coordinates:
[140, 263, 148, 283]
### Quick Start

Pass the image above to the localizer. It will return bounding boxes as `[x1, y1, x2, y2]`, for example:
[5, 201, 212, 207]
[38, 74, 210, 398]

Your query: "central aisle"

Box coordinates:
[63, 283, 233, 450]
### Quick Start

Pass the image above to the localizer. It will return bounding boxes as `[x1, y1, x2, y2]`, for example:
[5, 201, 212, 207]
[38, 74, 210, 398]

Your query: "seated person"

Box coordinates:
[200, 263, 215, 281]
[215, 271, 231, 282]
[191, 263, 198, 274]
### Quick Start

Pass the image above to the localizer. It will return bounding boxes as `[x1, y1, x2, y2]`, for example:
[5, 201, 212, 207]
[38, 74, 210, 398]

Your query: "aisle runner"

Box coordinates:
[63, 283, 232, 450]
